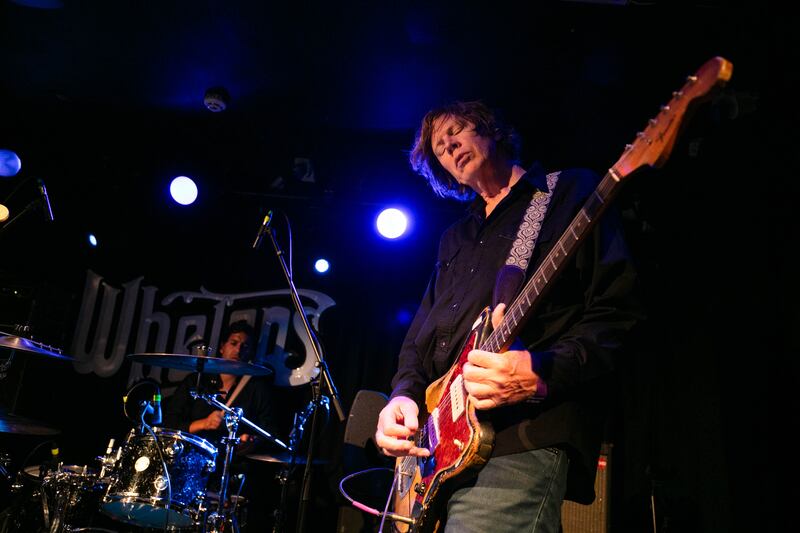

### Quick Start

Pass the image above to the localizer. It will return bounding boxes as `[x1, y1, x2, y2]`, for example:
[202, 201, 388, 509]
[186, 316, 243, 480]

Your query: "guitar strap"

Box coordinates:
[493, 171, 560, 307]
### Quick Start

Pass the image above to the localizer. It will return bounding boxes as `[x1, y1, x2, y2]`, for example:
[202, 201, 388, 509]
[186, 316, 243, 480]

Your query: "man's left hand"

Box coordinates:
[462, 303, 546, 409]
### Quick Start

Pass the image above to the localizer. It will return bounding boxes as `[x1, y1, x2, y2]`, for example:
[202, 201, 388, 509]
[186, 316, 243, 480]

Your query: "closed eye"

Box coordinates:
[433, 123, 465, 157]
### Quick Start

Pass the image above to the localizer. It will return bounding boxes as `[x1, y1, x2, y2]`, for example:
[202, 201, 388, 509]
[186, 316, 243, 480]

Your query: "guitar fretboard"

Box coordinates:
[480, 172, 621, 353]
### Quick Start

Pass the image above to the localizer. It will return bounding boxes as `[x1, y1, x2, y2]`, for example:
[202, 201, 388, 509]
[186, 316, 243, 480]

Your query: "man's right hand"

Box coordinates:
[374, 396, 430, 458]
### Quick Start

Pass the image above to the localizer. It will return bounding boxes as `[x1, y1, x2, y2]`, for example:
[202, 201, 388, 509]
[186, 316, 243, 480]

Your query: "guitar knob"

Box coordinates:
[414, 482, 427, 495]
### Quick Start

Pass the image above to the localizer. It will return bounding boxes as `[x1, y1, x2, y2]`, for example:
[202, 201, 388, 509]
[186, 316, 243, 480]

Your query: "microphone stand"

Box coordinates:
[253, 212, 345, 533]
[0, 198, 41, 237]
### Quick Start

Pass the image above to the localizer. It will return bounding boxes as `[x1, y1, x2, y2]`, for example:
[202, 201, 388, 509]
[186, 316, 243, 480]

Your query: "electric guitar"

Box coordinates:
[391, 56, 733, 532]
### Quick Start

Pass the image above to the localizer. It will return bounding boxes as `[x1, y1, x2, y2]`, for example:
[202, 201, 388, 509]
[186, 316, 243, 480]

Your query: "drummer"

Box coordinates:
[161, 319, 275, 453]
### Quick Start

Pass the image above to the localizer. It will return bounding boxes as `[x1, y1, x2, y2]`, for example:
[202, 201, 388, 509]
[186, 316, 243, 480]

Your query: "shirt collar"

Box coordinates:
[466, 162, 549, 218]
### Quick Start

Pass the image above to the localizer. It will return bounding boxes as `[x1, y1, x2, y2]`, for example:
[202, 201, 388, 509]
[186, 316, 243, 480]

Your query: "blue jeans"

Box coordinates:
[444, 447, 569, 533]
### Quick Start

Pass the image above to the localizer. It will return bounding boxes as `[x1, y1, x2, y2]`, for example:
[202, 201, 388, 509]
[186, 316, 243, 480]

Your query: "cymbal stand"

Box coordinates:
[207, 406, 242, 533]
[191, 391, 291, 533]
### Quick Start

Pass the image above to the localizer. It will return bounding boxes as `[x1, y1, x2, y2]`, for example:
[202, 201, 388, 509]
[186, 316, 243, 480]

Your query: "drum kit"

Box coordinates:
[0, 330, 325, 532]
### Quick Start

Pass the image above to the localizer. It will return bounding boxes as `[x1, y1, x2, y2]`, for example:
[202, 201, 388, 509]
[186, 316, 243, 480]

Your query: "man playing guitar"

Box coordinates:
[375, 100, 641, 532]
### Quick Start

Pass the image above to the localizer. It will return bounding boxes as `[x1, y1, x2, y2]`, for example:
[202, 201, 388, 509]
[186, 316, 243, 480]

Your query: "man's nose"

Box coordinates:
[446, 139, 459, 155]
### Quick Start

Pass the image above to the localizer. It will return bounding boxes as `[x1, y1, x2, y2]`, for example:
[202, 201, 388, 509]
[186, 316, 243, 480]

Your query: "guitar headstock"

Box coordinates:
[611, 56, 733, 180]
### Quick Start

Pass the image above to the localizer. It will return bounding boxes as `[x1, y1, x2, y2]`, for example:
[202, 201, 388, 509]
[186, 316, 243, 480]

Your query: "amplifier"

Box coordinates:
[561, 443, 612, 533]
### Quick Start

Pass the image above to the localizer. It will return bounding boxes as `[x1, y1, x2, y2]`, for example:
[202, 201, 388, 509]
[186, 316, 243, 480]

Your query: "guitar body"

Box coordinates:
[392, 307, 496, 532]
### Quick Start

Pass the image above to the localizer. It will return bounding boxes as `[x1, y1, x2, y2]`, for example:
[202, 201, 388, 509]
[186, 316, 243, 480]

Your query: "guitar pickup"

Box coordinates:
[430, 407, 441, 448]
[450, 374, 465, 422]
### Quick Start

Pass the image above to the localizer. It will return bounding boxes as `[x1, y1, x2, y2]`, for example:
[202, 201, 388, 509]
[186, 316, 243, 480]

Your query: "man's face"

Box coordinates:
[219, 331, 251, 362]
[431, 115, 496, 189]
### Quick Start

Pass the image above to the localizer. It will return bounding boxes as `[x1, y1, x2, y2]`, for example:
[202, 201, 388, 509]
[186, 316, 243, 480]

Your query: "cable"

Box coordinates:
[123, 380, 172, 530]
[141, 421, 173, 532]
[378, 465, 399, 532]
[122, 379, 159, 424]
[337, 467, 415, 527]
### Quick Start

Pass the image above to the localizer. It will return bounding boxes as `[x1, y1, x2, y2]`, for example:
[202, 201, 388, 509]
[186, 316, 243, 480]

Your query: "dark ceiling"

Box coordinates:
[0, 0, 791, 314]
[0, 1, 791, 277]
[1, 1, 779, 131]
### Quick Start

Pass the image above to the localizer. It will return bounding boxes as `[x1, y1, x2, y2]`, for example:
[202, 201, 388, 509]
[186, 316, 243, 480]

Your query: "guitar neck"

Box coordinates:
[481, 171, 623, 353]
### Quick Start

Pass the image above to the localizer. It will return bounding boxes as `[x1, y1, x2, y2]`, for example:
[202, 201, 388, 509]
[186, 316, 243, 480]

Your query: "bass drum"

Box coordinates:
[101, 427, 217, 530]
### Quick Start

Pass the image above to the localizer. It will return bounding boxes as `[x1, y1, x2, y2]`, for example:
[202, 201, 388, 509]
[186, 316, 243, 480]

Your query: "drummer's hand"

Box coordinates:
[236, 433, 258, 455]
[203, 410, 224, 431]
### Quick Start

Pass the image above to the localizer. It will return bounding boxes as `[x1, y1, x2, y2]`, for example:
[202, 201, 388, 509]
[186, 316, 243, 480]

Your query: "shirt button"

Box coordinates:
[451, 303, 458, 310]
[469, 267, 476, 274]
[440, 340, 447, 348]
[479, 239, 484, 245]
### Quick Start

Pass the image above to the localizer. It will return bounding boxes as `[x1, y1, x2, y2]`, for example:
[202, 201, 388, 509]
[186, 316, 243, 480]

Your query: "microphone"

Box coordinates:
[138, 389, 162, 425]
[152, 391, 162, 425]
[252, 210, 273, 249]
[43, 442, 60, 476]
[36, 178, 54, 221]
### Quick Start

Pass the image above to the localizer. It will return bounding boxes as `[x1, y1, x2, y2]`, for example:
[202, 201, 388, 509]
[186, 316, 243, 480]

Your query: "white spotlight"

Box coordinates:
[314, 259, 330, 274]
[170, 176, 198, 205]
[376, 208, 409, 239]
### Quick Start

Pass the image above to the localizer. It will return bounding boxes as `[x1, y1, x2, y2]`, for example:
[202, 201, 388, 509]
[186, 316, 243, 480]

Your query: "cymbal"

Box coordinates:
[0, 333, 73, 361]
[0, 412, 60, 436]
[127, 353, 273, 377]
[246, 451, 327, 465]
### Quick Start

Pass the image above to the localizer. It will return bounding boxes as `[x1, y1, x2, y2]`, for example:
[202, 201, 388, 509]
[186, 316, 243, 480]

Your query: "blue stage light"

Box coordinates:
[314, 259, 330, 274]
[0, 149, 22, 178]
[170, 176, 198, 205]
[88, 234, 98, 247]
[376, 208, 409, 239]
[396, 308, 413, 326]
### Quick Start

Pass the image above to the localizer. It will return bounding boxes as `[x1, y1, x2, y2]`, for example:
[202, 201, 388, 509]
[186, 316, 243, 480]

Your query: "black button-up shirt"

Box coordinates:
[390, 163, 641, 502]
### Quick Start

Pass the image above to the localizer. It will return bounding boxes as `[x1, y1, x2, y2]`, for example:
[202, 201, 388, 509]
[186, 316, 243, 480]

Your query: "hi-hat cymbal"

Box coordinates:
[0, 333, 73, 361]
[127, 353, 273, 377]
[0, 412, 60, 436]
[246, 451, 327, 465]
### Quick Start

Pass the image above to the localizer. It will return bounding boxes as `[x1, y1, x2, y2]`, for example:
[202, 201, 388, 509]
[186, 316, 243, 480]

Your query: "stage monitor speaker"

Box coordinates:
[344, 390, 388, 448]
[561, 443, 612, 533]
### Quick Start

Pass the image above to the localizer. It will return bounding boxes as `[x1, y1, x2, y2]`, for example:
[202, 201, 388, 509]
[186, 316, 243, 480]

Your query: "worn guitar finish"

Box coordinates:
[392, 57, 733, 532]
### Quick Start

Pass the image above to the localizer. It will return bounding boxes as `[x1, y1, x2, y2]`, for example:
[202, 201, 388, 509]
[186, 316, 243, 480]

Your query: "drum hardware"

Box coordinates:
[95, 438, 122, 480]
[1, 461, 108, 533]
[190, 390, 290, 533]
[204, 482, 248, 531]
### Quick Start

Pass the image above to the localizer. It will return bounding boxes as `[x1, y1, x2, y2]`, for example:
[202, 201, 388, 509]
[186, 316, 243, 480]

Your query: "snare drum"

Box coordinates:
[101, 427, 217, 529]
